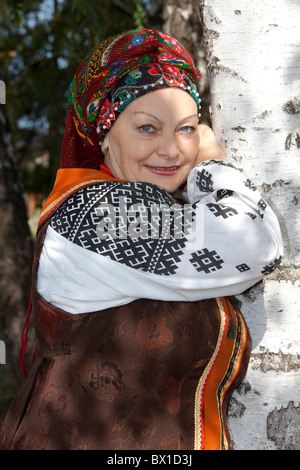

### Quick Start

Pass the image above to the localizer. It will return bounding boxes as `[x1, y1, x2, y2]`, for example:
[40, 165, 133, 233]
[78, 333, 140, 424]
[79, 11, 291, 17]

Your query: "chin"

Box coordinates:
[156, 182, 180, 194]
[132, 171, 184, 194]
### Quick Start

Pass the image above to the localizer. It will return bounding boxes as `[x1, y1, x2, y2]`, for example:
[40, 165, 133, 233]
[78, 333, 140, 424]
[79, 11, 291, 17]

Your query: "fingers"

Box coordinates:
[195, 124, 227, 165]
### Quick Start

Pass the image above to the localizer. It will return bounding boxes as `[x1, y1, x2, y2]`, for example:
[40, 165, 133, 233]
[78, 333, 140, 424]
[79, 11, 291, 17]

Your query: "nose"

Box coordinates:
[157, 132, 180, 160]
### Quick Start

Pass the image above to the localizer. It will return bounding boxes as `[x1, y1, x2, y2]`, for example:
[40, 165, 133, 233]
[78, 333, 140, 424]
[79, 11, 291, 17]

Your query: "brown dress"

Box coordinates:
[0, 220, 251, 451]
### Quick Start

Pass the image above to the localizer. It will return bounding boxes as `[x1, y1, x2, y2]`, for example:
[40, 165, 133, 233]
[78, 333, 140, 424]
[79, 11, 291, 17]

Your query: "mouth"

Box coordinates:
[145, 165, 180, 176]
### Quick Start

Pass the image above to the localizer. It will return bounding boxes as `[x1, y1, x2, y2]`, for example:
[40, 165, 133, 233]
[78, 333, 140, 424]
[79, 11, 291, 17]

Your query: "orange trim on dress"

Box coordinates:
[38, 168, 123, 227]
[194, 297, 248, 450]
[37, 168, 249, 451]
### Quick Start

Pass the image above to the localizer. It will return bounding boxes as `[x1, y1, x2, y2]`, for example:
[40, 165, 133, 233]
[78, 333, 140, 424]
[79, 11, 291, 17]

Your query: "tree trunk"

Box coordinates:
[0, 105, 34, 390]
[163, 0, 211, 124]
[199, 0, 300, 450]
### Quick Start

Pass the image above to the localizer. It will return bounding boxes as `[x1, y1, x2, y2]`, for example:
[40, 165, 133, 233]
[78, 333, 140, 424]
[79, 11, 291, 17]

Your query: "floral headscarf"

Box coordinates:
[61, 29, 202, 169]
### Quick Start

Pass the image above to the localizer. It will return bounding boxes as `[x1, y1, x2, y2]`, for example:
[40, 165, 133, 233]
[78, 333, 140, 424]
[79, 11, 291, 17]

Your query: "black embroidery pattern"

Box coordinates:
[243, 178, 257, 191]
[235, 263, 251, 273]
[261, 256, 282, 275]
[207, 203, 238, 219]
[257, 198, 268, 219]
[200, 159, 235, 169]
[258, 198, 268, 211]
[189, 249, 224, 274]
[49, 172, 280, 280]
[50, 182, 195, 276]
[246, 212, 257, 220]
[215, 189, 234, 201]
[196, 169, 214, 193]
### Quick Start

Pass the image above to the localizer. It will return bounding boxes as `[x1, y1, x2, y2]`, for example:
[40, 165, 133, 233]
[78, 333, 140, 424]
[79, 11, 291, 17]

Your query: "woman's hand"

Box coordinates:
[194, 124, 227, 166]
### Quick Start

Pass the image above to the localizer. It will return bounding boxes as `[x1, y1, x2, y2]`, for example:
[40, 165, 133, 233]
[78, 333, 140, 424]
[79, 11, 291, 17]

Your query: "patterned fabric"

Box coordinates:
[49, 180, 193, 276]
[194, 297, 249, 450]
[0, 162, 282, 450]
[95, 63, 201, 136]
[0, 217, 252, 450]
[37, 167, 122, 227]
[36, 160, 283, 315]
[61, 29, 201, 169]
[2, 28, 283, 452]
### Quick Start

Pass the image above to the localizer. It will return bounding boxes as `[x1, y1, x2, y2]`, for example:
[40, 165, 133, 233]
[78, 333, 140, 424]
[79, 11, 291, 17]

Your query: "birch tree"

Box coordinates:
[163, 0, 211, 123]
[199, 0, 300, 450]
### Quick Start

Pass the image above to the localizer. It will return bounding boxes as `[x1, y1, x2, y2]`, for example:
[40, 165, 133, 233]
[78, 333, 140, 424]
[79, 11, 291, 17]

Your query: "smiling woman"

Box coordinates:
[0, 29, 283, 451]
[102, 88, 200, 193]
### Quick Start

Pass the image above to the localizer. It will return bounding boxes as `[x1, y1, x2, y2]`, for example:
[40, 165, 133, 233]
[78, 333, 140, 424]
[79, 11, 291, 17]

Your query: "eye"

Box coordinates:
[139, 124, 154, 133]
[180, 125, 196, 133]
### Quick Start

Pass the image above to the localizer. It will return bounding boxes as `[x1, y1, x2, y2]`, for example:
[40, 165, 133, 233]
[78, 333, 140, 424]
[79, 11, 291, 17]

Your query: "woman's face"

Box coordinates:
[103, 88, 199, 193]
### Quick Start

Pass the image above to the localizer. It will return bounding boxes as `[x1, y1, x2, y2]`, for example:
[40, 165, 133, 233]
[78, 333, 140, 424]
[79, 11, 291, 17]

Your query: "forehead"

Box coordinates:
[124, 88, 198, 119]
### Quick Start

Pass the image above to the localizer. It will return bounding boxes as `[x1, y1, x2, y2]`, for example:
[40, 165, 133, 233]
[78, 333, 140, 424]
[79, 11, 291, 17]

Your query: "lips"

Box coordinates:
[145, 165, 180, 176]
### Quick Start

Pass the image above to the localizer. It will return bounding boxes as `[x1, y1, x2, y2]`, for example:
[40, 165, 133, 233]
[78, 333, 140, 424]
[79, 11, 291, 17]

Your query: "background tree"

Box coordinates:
[162, 0, 211, 124]
[4, 2, 297, 450]
[0, 0, 152, 193]
[0, 0, 154, 422]
[199, 0, 300, 450]
[0, 104, 34, 396]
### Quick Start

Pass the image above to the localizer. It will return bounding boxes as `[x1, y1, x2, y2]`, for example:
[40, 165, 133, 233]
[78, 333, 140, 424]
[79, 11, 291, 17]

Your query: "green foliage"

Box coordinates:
[0, 0, 150, 194]
[133, 0, 149, 29]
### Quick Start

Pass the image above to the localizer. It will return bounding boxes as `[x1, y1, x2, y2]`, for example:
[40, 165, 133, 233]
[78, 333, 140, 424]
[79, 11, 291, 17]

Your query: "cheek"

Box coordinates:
[117, 142, 148, 176]
[126, 140, 153, 164]
[182, 138, 199, 163]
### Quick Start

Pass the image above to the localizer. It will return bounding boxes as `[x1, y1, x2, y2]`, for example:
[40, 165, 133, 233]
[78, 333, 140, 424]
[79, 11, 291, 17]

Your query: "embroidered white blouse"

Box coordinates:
[37, 160, 283, 314]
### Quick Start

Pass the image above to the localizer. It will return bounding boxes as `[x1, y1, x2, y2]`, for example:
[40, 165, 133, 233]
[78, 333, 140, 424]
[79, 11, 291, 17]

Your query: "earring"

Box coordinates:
[101, 141, 110, 160]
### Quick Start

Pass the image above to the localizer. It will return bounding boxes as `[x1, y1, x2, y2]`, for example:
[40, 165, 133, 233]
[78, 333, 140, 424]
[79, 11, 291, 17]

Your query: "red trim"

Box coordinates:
[20, 168, 123, 375]
[99, 164, 114, 177]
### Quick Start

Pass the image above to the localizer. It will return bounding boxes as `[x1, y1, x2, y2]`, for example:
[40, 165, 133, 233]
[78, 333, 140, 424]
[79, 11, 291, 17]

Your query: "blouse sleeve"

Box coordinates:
[37, 159, 283, 314]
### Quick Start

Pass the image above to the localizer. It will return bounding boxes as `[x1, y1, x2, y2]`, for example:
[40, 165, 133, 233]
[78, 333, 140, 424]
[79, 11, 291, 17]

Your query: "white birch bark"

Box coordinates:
[199, 0, 300, 450]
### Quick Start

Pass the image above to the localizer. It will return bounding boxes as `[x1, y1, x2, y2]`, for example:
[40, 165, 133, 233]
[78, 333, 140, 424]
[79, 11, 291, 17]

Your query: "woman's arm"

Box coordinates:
[37, 157, 283, 313]
[196, 124, 227, 164]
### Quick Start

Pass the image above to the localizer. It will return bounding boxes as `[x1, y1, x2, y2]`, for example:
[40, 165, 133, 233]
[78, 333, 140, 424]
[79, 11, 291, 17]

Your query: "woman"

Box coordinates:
[0, 29, 283, 450]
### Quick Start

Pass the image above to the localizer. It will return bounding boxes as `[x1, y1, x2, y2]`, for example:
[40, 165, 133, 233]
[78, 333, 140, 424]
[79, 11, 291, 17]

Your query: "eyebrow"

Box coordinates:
[132, 111, 198, 123]
[132, 111, 161, 122]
